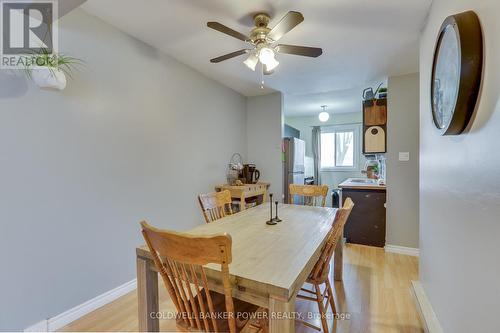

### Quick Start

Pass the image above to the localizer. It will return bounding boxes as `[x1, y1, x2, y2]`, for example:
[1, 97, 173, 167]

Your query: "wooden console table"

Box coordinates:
[215, 182, 270, 211]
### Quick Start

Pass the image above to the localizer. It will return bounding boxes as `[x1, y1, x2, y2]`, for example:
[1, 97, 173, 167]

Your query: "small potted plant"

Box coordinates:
[378, 87, 388, 99]
[23, 49, 83, 90]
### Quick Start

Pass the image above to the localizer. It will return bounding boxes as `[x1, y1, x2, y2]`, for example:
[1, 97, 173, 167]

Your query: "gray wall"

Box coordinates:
[0, 9, 247, 330]
[386, 73, 419, 248]
[246, 93, 284, 200]
[420, 0, 500, 332]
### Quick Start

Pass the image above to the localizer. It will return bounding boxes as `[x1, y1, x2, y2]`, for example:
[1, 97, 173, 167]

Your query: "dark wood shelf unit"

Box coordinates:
[362, 98, 387, 154]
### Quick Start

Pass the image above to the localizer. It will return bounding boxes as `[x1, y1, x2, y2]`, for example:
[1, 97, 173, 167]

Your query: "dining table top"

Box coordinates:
[137, 203, 338, 300]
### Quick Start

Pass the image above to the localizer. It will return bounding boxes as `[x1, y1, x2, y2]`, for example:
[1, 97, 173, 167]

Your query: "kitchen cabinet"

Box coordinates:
[339, 181, 386, 247]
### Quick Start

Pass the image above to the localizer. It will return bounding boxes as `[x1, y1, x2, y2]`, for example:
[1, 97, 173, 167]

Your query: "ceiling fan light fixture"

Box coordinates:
[243, 53, 258, 71]
[208, 11, 322, 80]
[265, 57, 279, 71]
[258, 47, 275, 65]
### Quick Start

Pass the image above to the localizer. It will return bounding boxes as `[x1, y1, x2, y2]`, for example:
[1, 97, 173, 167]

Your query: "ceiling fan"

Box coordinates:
[207, 11, 322, 75]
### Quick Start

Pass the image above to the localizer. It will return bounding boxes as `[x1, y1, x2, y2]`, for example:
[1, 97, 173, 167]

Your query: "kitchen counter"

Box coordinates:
[338, 178, 386, 191]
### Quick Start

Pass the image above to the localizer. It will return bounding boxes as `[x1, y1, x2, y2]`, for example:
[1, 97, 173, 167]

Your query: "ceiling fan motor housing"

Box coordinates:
[253, 13, 270, 27]
[251, 13, 271, 44]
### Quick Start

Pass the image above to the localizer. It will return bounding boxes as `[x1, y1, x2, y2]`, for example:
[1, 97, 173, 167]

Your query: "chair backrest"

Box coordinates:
[141, 221, 236, 333]
[289, 184, 329, 207]
[310, 198, 354, 281]
[198, 190, 233, 223]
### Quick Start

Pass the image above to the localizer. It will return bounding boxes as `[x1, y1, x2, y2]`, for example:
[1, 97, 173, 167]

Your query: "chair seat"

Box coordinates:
[176, 289, 266, 332]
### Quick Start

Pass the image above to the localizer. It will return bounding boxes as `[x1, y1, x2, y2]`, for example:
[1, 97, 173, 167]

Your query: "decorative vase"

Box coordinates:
[31, 68, 67, 90]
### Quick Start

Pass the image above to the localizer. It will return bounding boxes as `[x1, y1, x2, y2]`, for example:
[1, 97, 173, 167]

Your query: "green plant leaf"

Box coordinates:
[22, 48, 84, 81]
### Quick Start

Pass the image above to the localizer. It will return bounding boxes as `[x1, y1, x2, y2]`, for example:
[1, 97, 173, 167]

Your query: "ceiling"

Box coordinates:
[81, 0, 431, 97]
[285, 83, 383, 117]
[59, 0, 87, 17]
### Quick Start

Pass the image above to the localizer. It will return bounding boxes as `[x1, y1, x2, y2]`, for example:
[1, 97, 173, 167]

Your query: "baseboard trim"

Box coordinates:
[384, 244, 419, 257]
[411, 281, 444, 333]
[24, 279, 137, 332]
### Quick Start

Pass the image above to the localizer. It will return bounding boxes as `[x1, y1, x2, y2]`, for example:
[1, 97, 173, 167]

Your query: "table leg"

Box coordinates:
[257, 194, 264, 205]
[137, 256, 159, 332]
[239, 194, 246, 211]
[269, 295, 296, 333]
[334, 228, 344, 281]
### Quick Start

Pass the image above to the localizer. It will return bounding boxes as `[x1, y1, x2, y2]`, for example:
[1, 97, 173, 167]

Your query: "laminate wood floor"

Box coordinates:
[60, 244, 423, 333]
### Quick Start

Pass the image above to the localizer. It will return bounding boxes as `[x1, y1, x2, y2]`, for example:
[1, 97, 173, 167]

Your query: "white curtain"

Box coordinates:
[312, 126, 321, 185]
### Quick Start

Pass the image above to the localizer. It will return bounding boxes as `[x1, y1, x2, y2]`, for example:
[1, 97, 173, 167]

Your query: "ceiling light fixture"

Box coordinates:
[264, 56, 280, 71]
[258, 47, 275, 64]
[243, 52, 258, 71]
[257, 47, 279, 71]
[319, 105, 329, 122]
[208, 11, 323, 87]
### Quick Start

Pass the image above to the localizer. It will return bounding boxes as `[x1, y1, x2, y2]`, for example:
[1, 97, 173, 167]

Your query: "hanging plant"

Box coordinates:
[23, 49, 83, 90]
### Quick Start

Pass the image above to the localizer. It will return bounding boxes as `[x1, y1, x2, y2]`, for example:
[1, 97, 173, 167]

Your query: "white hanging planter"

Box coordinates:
[31, 67, 67, 90]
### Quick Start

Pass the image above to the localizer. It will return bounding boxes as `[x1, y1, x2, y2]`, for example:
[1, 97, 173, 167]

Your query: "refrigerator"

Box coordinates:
[283, 137, 305, 204]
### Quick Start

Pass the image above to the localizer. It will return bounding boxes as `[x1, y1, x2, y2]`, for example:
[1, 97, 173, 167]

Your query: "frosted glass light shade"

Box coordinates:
[244, 53, 258, 71]
[258, 47, 275, 64]
[265, 57, 279, 71]
[318, 112, 330, 122]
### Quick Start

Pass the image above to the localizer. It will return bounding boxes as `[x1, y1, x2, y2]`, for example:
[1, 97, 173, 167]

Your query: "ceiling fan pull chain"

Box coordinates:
[260, 63, 265, 89]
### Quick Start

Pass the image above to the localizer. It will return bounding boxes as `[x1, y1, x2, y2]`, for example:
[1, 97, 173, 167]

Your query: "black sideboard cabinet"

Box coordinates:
[342, 188, 386, 247]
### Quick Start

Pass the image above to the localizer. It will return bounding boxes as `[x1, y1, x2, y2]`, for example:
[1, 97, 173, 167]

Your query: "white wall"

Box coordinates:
[285, 113, 367, 205]
[0, 9, 247, 330]
[420, 1, 500, 332]
[246, 93, 284, 200]
[387, 73, 420, 248]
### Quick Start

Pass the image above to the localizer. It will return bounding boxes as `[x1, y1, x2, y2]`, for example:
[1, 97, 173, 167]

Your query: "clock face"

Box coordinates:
[432, 25, 460, 130]
[430, 11, 483, 135]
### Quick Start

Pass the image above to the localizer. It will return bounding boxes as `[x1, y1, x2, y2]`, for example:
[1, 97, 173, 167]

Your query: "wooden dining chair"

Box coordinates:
[198, 190, 233, 223]
[140, 221, 267, 333]
[289, 184, 329, 207]
[296, 198, 354, 333]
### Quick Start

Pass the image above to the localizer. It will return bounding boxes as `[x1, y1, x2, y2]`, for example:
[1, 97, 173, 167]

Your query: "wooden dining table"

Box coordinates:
[136, 203, 342, 333]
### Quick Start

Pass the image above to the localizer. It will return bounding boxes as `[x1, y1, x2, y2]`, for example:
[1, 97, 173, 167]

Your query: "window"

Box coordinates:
[320, 125, 360, 170]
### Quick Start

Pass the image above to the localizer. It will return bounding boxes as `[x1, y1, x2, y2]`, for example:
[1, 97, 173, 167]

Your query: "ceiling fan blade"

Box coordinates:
[210, 49, 248, 63]
[207, 22, 249, 42]
[267, 11, 304, 42]
[276, 44, 323, 57]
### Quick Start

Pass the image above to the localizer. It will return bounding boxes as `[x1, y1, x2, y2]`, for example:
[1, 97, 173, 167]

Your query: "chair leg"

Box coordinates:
[248, 307, 269, 333]
[325, 279, 337, 315]
[314, 283, 329, 333]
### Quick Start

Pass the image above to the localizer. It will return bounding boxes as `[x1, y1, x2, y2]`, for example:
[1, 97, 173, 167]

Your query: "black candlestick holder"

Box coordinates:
[273, 201, 282, 222]
[266, 193, 277, 225]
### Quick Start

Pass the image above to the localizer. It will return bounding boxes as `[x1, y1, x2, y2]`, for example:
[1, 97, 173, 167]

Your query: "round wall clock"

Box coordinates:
[431, 11, 483, 135]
